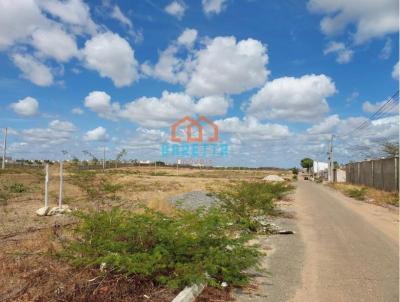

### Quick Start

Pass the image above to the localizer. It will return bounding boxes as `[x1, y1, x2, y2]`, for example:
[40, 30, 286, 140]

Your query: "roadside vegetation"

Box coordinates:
[63, 207, 260, 289]
[215, 181, 293, 232]
[62, 179, 293, 293]
[330, 183, 399, 206]
[0, 166, 294, 301]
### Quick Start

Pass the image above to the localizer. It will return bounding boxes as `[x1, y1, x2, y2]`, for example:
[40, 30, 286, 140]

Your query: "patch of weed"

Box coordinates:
[345, 187, 367, 200]
[63, 207, 260, 289]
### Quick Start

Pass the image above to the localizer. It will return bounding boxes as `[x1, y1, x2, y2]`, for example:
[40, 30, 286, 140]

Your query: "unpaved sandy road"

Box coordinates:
[234, 180, 398, 302]
[292, 180, 399, 302]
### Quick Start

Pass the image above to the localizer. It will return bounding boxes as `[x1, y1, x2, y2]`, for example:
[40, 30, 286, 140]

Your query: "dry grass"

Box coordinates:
[0, 165, 289, 301]
[329, 183, 399, 207]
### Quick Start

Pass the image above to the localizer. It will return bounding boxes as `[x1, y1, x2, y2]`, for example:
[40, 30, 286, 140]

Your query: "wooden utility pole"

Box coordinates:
[2, 128, 7, 170]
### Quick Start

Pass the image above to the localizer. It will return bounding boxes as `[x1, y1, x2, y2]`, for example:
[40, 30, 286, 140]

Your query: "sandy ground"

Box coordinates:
[0, 165, 289, 301]
[234, 180, 398, 302]
[293, 180, 399, 302]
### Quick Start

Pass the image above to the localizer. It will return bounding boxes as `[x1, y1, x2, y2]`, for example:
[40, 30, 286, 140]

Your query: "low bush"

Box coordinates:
[345, 187, 367, 200]
[70, 170, 122, 202]
[215, 181, 293, 231]
[63, 207, 260, 289]
[8, 182, 27, 193]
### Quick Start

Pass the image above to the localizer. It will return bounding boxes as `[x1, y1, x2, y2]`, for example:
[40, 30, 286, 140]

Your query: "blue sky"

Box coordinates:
[0, 0, 399, 167]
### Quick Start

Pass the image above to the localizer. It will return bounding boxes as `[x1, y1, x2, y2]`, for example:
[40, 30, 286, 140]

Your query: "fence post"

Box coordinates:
[59, 161, 63, 208]
[395, 157, 398, 192]
[381, 159, 384, 191]
[357, 162, 360, 184]
[44, 164, 49, 208]
[371, 160, 374, 188]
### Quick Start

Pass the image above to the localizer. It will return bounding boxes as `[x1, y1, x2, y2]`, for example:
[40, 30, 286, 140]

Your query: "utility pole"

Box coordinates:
[2, 128, 7, 170]
[328, 135, 334, 182]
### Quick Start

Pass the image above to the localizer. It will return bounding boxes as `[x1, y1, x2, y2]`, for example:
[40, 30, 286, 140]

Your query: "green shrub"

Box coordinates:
[101, 181, 123, 194]
[8, 183, 27, 193]
[70, 170, 122, 201]
[345, 187, 367, 200]
[216, 182, 293, 231]
[63, 207, 260, 289]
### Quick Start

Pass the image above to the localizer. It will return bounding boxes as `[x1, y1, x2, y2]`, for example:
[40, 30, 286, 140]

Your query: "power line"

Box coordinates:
[339, 90, 399, 138]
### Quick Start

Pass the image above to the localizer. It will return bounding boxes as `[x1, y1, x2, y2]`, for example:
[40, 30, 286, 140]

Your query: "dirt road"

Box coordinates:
[234, 180, 399, 302]
[293, 180, 399, 302]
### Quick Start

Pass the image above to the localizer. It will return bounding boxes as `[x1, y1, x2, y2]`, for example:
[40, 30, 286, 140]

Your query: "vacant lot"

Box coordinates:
[0, 165, 291, 301]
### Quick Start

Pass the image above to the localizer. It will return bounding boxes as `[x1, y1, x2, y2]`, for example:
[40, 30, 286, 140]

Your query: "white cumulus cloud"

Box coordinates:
[0, 0, 46, 50]
[84, 126, 109, 141]
[247, 74, 336, 122]
[323, 41, 353, 64]
[144, 30, 269, 97]
[186, 36, 269, 96]
[215, 116, 291, 141]
[31, 26, 78, 62]
[18, 119, 76, 145]
[165, 1, 186, 19]
[84, 91, 121, 120]
[362, 100, 398, 114]
[308, 0, 399, 44]
[83, 90, 229, 128]
[82, 32, 139, 87]
[202, 0, 228, 15]
[38, 0, 97, 35]
[11, 53, 53, 86]
[10, 96, 39, 116]
[307, 114, 340, 134]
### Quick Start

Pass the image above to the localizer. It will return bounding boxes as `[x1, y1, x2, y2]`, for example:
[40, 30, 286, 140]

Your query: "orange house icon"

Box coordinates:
[171, 116, 219, 143]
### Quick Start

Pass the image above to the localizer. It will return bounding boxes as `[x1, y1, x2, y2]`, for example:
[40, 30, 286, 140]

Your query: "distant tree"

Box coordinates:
[291, 167, 299, 175]
[115, 149, 127, 168]
[382, 141, 399, 157]
[333, 161, 340, 169]
[300, 158, 313, 173]
[71, 156, 79, 165]
[82, 150, 98, 164]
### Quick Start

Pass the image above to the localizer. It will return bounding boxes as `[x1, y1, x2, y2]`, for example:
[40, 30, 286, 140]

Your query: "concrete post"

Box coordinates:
[395, 157, 398, 192]
[58, 161, 63, 208]
[371, 160, 374, 187]
[2, 128, 7, 170]
[44, 164, 49, 208]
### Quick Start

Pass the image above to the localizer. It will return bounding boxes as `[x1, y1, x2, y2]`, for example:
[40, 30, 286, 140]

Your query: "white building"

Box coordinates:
[313, 161, 328, 173]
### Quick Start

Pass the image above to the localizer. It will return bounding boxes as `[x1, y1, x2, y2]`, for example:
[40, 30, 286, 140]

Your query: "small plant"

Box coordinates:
[7, 183, 27, 193]
[345, 187, 367, 200]
[63, 207, 261, 289]
[216, 181, 293, 231]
